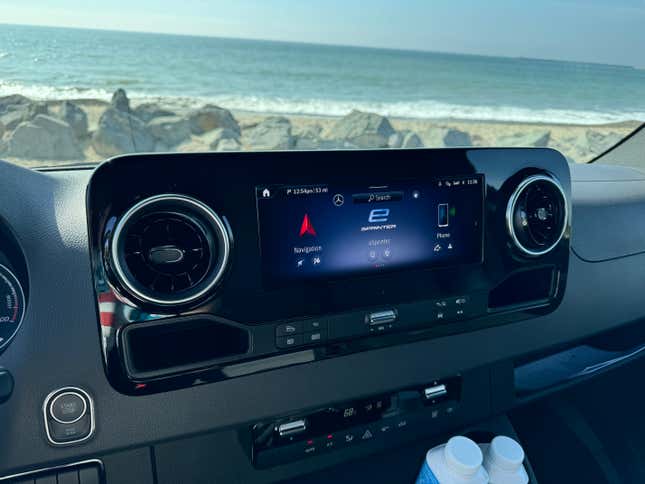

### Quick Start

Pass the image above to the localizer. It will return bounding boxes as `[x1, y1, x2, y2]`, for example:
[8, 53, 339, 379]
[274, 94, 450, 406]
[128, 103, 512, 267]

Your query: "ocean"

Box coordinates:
[1, 23, 645, 125]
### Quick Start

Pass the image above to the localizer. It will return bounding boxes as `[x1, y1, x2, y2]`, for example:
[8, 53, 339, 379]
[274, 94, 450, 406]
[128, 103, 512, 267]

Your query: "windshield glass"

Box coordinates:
[1, 2, 644, 168]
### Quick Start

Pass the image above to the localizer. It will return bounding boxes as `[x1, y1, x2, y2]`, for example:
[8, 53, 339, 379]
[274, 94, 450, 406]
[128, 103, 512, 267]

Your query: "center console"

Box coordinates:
[86, 148, 571, 395]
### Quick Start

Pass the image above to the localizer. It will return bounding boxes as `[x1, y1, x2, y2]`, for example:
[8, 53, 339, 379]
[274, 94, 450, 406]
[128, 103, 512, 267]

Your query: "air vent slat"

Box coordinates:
[507, 175, 568, 257]
[110, 194, 231, 308]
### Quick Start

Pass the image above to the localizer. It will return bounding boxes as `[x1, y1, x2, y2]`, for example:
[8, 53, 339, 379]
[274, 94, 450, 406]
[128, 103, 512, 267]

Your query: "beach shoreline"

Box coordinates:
[1, 93, 641, 168]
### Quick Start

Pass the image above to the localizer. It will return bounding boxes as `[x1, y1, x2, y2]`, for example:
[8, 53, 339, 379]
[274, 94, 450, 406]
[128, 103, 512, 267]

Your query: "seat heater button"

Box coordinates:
[49, 391, 87, 424]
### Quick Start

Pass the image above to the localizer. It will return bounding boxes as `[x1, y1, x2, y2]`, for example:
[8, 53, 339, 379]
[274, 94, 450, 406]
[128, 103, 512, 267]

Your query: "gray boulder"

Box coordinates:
[388, 132, 404, 148]
[215, 138, 241, 152]
[6, 114, 83, 160]
[133, 103, 175, 123]
[401, 131, 424, 148]
[293, 124, 323, 139]
[92, 107, 155, 157]
[59, 101, 88, 139]
[187, 105, 240, 135]
[208, 128, 241, 151]
[387, 130, 423, 149]
[327, 110, 395, 148]
[0, 102, 49, 131]
[498, 130, 551, 148]
[294, 136, 322, 150]
[0, 94, 31, 114]
[147, 116, 191, 147]
[422, 127, 472, 148]
[294, 137, 360, 150]
[244, 116, 294, 150]
[443, 128, 472, 147]
[111, 89, 131, 112]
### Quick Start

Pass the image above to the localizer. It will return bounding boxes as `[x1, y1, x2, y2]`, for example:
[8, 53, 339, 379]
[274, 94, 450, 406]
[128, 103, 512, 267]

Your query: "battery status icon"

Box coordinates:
[438, 203, 450, 227]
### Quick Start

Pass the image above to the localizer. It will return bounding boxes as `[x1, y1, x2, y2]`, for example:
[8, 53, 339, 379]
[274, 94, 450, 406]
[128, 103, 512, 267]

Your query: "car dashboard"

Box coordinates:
[1, 148, 645, 483]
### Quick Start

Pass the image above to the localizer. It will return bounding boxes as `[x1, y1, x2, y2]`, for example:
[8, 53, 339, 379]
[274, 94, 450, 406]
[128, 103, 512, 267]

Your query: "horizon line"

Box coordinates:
[0, 21, 639, 70]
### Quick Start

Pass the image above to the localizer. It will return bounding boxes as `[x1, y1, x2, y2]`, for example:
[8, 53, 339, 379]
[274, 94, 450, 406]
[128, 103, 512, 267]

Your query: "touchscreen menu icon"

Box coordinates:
[299, 214, 317, 237]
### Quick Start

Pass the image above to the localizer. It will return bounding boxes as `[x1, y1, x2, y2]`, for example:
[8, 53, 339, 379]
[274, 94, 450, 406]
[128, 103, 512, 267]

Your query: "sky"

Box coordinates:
[2, 0, 645, 67]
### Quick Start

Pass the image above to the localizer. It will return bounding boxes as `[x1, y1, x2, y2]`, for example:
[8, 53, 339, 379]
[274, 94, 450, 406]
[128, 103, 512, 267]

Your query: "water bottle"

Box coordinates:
[481, 436, 528, 484]
[416, 436, 489, 484]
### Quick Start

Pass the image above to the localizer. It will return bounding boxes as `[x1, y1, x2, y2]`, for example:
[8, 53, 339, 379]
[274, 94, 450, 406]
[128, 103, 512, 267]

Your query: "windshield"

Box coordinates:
[1, 2, 644, 168]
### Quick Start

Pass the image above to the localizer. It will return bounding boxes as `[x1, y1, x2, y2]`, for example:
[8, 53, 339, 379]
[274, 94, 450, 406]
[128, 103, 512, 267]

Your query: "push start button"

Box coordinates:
[43, 387, 95, 446]
[49, 391, 87, 423]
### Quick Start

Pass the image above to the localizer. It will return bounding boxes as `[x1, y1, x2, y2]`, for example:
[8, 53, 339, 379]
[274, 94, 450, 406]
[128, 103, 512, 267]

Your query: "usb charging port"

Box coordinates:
[277, 419, 307, 437]
[423, 384, 448, 400]
[368, 310, 397, 325]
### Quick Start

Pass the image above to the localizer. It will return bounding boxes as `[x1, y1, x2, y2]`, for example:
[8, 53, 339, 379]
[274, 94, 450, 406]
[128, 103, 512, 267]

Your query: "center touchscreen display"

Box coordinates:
[256, 175, 484, 286]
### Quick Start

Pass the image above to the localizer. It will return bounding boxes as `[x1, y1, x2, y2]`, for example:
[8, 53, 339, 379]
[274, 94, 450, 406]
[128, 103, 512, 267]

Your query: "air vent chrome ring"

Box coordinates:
[110, 194, 231, 307]
[506, 174, 568, 257]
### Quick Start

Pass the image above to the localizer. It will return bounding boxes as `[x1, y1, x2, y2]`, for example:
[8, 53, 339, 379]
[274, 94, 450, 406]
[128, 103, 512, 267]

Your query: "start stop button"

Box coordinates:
[49, 391, 87, 424]
[43, 387, 95, 446]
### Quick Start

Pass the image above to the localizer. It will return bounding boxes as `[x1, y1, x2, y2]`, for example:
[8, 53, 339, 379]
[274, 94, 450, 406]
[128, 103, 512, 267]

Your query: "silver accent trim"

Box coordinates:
[368, 309, 397, 325]
[0, 263, 26, 353]
[49, 391, 88, 424]
[277, 419, 307, 437]
[424, 384, 448, 400]
[110, 193, 231, 306]
[42, 386, 96, 446]
[505, 175, 568, 257]
[0, 458, 103, 482]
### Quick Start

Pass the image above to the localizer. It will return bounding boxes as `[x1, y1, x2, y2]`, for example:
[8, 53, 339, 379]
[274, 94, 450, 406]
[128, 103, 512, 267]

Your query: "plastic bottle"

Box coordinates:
[416, 436, 490, 484]
[481, 436, 528, 484]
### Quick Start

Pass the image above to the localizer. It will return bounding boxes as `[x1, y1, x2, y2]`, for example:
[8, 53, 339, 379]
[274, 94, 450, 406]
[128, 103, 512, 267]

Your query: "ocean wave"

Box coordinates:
[191, 95, 645, 125]
[0, 80, 114, 101]
[1, 81, 644, 125]
[0, 52, 9, 59]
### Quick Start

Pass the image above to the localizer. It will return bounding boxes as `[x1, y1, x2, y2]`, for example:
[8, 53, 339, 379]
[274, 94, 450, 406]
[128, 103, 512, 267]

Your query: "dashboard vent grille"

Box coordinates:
[123, 213, 212, 294]
[507, 175, 568, 256]
[110, 194, 231, 307]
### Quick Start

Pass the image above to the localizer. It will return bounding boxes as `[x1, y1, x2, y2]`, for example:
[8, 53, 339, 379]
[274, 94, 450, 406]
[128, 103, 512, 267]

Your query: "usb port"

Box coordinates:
[423, 384, 448, 400]
[368, 310, 397, 325]
[277, 419, 307, 437]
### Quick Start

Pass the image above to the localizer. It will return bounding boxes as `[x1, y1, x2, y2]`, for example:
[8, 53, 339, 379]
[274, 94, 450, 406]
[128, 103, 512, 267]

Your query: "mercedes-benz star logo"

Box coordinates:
[333, 194, 344, 207]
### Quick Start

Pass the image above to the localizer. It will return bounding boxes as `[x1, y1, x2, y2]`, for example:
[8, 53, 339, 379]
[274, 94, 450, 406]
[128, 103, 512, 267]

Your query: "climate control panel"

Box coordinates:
[251, 377, 461, 468]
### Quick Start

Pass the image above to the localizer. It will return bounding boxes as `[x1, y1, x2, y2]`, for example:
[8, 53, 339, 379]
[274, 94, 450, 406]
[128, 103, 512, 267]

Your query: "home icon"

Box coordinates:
[262, 188, 271, 198]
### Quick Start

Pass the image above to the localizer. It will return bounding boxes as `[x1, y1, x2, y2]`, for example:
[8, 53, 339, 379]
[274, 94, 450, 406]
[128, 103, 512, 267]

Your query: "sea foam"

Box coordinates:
[1, 81, 643, 125]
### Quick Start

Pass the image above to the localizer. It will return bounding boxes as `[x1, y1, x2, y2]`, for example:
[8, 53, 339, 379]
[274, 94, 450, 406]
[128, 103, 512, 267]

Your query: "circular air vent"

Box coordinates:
[506, 175, 568, 257]
[110, 194, 231, 307]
